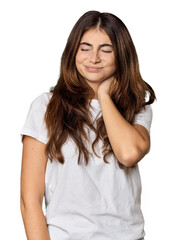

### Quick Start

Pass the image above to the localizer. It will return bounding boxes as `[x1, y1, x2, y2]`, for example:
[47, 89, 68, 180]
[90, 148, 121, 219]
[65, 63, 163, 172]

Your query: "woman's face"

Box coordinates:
[75, 28, 116, 91]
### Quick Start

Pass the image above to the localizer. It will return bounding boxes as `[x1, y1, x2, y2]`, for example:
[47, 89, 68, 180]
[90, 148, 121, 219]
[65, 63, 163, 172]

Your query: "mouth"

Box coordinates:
[84, 65, 103, 72]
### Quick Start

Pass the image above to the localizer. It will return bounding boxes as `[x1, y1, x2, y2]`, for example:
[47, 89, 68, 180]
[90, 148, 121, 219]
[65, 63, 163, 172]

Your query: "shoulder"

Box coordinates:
[20, 92, 53, 144]
[30, 92, 53, 111]
[140, 104, 152, 114]
[133, 104, 153, 133]
[135, 104, 153, 119]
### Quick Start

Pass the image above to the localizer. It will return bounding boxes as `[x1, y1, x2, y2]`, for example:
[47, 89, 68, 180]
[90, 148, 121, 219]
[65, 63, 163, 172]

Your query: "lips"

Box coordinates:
[85, 65, 103, 72]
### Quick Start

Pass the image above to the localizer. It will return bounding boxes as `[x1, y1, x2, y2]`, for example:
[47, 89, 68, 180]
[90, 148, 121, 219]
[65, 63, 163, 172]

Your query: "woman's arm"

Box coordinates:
[98, 79, 150, 167]
[20, 136, 50, 240]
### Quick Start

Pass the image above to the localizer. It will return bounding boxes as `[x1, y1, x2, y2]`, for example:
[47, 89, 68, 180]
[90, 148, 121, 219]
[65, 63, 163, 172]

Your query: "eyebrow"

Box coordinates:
[80, 42, 113, 48]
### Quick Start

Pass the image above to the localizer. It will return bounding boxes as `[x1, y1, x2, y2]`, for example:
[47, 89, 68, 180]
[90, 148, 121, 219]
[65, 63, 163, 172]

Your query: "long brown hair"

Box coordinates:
[44, 11, 156, 168]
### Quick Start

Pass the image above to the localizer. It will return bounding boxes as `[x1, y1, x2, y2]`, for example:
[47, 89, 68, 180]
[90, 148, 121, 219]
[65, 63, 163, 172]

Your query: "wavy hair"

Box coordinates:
[44, 11, 156, 168]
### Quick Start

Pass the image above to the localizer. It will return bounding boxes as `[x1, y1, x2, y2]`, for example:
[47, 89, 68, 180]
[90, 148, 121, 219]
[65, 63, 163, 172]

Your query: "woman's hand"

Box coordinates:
[97, 76, 117, 100]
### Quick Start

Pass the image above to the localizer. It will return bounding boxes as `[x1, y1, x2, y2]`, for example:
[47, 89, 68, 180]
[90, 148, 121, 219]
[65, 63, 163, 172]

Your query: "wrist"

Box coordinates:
[98, 91, 110, 102]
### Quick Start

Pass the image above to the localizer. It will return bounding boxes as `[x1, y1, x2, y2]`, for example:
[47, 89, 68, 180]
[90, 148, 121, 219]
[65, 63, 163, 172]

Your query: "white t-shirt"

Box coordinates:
[20, 92, 152, 240]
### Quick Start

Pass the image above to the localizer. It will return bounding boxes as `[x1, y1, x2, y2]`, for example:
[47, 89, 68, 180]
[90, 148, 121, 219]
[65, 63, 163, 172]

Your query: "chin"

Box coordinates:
[85, 77, 104, 83]
[83, 74, 105, 82]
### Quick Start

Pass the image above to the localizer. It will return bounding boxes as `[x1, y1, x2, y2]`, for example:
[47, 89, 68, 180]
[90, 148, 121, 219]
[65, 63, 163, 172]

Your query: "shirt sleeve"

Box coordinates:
[132, 104, 153, 133]
[20, 92, 51, 144]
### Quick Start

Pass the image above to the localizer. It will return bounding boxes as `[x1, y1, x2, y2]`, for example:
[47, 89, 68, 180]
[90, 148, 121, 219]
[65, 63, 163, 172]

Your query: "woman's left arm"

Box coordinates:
[98, 79, 150, 167]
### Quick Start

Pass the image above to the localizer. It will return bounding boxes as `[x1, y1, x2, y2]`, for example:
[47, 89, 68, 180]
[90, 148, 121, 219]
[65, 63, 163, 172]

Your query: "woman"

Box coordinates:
[20, 11, 156, 240]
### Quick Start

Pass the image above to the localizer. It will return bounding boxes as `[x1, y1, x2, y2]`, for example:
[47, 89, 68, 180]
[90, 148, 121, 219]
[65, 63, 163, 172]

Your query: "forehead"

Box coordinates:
[80, 28, 112, 44]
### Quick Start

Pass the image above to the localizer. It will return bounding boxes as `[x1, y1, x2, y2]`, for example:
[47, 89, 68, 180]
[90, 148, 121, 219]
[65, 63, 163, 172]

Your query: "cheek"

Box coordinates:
[75, 54, 80, 66]
[110, 58, 116, 71]
[75, 54, 85, 75]
[111, 61, 116, 69]
[106, 58, 116, 70]
[102, 55, 115, 66]
[75, 52, 86, 64]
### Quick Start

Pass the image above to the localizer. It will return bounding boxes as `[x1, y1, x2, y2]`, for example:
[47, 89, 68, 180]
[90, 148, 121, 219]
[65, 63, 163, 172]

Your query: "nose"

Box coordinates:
[89, 51, 101, 64]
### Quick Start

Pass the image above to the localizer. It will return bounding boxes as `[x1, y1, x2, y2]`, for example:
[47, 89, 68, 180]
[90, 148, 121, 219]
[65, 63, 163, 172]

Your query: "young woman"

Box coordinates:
[20, 11, 156, 240]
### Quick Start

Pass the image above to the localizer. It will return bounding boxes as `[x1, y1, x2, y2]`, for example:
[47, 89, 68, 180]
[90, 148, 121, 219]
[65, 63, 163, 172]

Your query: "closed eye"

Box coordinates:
[81, 49, 90, 51]
[101, 50, 112, 53]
